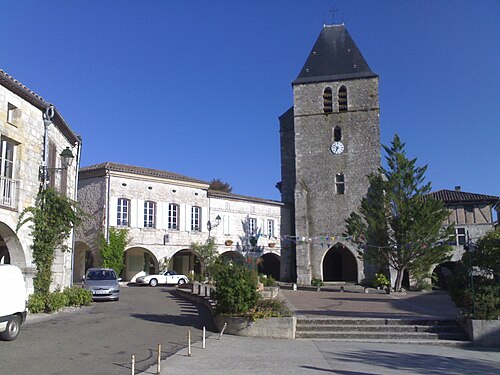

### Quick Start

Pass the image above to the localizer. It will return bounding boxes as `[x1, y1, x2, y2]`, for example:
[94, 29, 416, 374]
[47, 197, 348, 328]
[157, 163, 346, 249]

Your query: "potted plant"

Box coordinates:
[268, 242, 276, 248]
[225, 240, 233, 246]
[311, 278, 324, 292]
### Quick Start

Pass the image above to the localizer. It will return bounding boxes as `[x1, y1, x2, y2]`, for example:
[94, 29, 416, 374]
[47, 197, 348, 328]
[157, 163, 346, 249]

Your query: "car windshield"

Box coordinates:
[87, 270, 117, 281]
[163, 270, 177, 275]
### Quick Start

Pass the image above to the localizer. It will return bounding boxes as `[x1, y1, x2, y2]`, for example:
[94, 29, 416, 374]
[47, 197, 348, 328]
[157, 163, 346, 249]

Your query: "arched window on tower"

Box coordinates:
[323, 87, 333, 113]
[338, 86, 348, 112]
[335, 173, 345, 195]
[334, 126, 342, 142]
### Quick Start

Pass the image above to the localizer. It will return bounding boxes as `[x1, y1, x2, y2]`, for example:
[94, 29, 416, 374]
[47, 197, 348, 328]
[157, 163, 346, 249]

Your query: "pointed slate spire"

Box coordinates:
[293, 24, 377, 85]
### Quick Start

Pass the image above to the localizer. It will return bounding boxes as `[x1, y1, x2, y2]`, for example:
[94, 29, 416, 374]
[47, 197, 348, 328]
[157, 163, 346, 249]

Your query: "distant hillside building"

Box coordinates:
[75, 162, 291, 282]
[0, 69, 81, 293]
[279, 24, 380, 285]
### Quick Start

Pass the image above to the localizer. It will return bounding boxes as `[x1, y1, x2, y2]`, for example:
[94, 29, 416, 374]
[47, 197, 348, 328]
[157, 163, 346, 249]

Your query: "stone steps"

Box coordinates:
[295, 318, 470, 344]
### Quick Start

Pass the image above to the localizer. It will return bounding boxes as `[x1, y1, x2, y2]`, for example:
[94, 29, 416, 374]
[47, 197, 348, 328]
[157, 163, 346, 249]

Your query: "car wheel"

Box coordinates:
[0, 315, 21, 341]
[149, 278, 158, 287]
[178, 278, 186, 285]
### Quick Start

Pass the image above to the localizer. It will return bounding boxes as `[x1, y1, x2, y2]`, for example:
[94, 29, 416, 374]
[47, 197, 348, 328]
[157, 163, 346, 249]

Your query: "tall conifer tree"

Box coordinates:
[346, 134, 454, 291]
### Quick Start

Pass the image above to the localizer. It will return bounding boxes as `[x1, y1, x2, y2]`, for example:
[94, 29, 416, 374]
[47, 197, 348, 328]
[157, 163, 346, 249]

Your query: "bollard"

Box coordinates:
[202, 326, 206, 349]
[218, 322, 227, 339]
[292, 283, 297, 291]
[131, 354, 135, 375]
[187, 330, 191, 357]
[340, 285, 344, 292]
[157, 343, 161, 374]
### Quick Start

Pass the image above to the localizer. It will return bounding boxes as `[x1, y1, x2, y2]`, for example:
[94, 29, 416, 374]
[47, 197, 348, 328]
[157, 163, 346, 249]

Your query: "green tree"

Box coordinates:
[99, 227, 129, 276]
[209, 179, 232, 193]
[191, 237, 218, 278]
[17, 187, 83, 298]
[345, 134, 454, 291]
[473, 227, 500, 280]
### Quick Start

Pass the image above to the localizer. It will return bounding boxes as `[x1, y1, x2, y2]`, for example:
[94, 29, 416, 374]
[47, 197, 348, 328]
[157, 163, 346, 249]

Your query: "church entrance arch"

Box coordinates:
[322, 243, 358, 282]
[124, 247, 158, 281]
[171, 249, 201, 276]
[258, 253, 281, 280]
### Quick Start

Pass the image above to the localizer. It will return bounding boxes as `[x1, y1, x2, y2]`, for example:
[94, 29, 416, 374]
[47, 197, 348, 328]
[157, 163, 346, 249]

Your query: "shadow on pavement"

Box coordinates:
[321, 349, 500, 375]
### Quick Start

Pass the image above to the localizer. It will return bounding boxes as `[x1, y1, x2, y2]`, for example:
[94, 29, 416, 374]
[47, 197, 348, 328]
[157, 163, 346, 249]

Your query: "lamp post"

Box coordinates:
[465, 230, 476, 318]
[39, 147, 75, 188]
[207, 215, 221, 237]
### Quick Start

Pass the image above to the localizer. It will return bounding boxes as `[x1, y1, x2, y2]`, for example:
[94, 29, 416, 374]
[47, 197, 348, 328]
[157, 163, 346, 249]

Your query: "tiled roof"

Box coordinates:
[293, 24, 377, 85]
[427, 189, 499, 204]
[0, 69, 80, 144]
[79, 162, 209, 185]
[208, 190, 284, 206]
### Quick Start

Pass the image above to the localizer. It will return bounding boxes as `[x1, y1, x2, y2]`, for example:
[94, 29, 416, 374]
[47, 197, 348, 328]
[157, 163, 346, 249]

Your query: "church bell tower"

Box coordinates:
[280, 24, 380, 285]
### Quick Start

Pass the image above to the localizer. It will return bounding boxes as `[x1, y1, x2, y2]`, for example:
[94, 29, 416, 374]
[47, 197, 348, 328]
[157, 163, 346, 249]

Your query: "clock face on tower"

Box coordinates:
[330, 141, 344, 155]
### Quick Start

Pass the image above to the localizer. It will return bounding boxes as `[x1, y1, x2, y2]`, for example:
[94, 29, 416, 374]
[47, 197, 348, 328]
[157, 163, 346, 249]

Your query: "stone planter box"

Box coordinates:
[258, 286, 279, 299]
[464, 319, 500, 347]
[214, 314, 296, 339]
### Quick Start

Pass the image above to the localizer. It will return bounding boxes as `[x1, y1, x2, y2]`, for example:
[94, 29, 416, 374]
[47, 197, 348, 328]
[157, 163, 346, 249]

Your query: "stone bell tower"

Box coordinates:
[279, 24, 380, 285]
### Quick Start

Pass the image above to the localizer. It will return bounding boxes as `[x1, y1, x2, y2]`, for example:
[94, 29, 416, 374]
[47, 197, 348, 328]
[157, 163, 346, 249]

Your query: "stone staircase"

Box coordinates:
[295, 317, 470, 345]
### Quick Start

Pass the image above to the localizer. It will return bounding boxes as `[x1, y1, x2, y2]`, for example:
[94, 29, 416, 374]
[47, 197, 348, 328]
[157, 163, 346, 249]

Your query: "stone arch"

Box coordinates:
[0, 221, 26, 267]
[73, 241, 94, 282]
[322, 243, 358, 282]
[171, 248, 201, 276]
[258, 253, 281, 280]
[124, 247, 159, 282]
[432, 261, 457, 290]
[219, 251, 245, 264]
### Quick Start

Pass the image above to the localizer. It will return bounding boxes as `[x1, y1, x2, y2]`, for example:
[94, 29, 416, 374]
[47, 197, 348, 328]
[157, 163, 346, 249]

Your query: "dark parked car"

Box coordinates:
[83, 268, 120, 301]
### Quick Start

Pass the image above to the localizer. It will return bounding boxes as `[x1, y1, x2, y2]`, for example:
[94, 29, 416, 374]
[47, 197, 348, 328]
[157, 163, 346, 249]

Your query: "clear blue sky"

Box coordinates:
[2, 1, 499, 200]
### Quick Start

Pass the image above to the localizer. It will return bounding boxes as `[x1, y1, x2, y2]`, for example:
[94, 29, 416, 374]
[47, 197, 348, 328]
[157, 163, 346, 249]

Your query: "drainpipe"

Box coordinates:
[69, 136, 82, 286]
[41, 105, 55, 188]
[105, 169, 111, 244]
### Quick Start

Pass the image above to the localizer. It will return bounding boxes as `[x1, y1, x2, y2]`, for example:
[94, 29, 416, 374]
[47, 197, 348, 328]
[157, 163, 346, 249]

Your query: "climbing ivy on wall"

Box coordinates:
[17, 187, 83, 297]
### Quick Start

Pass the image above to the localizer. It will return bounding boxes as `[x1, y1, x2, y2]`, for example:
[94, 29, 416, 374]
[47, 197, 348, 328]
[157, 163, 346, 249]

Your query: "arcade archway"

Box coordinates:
[73, 242, 94, 282]
[322, 243, 358, 282]
[219, 251, 245, 265]
[432, 262, 456, 290]
[124, 247, 158, 281]
[258, 253, 281, 280]
[0, 222, 26, 267]
[171, 249, 201, 276]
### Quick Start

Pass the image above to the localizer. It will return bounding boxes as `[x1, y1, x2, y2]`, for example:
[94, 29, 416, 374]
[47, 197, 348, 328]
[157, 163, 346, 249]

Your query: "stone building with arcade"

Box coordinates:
[75, 162, 291, 282]
[0, 69, 81, 293]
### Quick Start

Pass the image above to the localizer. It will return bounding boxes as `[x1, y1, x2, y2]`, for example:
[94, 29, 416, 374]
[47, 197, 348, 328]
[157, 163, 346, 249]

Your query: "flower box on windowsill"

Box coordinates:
[268, 242, 276, 248]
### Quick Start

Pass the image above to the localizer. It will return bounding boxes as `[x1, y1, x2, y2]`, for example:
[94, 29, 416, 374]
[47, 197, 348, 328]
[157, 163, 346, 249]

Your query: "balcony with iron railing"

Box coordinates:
[0, 176, 18, 209]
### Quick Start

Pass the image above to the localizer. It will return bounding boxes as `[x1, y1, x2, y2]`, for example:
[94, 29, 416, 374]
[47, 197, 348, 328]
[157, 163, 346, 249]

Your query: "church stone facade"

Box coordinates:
[280, 25, 380, 285]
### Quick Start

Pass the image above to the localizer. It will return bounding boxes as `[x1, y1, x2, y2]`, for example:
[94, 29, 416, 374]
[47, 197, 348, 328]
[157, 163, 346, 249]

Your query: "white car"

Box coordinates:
[135, 270, 189, 287]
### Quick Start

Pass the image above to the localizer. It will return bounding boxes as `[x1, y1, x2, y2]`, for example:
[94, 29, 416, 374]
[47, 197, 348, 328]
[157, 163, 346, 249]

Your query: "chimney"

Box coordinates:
[455, 186, 461, 192]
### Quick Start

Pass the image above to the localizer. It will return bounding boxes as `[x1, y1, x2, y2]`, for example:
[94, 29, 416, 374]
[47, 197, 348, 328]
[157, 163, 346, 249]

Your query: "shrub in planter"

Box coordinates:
[248, 298, 292, 321]
[311, 278, 324, 288]
[260, 275, 277, 287]
[63, 286, 92, 307]
[213, 262, 258, 315]
[373, 273, 390, 289]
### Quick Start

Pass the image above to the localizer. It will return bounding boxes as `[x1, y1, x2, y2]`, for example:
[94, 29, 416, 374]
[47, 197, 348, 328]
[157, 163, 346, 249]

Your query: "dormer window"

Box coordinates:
[338, 86, 348, 112]
[334, 126, 342, 142]
[323, 87, 333, 113]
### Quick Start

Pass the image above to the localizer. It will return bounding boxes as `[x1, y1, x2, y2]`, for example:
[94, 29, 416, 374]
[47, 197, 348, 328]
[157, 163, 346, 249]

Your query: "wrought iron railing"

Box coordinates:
[0, 176, 18, 209]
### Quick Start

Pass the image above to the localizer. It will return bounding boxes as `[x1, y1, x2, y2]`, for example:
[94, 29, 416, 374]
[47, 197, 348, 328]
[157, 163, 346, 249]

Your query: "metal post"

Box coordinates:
[131, 354, 135, 375]
[202, 326, 206, 349]
[218, 322, 227, 339]
[157, 343, 161, 374]
[187, 330, 191, 357]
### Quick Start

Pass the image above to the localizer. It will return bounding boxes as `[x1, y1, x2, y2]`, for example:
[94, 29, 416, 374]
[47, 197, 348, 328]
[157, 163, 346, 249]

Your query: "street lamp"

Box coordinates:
[465, 230, 477, 318]
[39, 147, 75, 185]
[207, 215, 222, 236]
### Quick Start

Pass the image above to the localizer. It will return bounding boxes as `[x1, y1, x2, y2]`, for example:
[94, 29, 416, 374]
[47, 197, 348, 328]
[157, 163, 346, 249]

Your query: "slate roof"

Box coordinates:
[293, 24, 377, 85]
[427, 189, 499, 204]
[79, 162, 209, 185]
[0, 69, 80, 145]
[208, 190, 284, 206]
